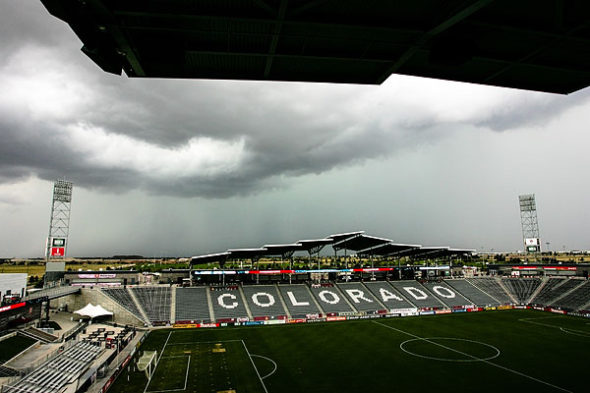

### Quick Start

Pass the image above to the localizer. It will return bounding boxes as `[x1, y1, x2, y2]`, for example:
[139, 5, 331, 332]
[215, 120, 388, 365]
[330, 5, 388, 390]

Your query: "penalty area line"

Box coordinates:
[145, 355, 191, 393]
[372, 320, 572, 393]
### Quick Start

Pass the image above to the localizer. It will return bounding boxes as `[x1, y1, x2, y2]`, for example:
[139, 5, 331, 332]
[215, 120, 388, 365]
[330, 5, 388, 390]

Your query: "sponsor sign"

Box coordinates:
[435, 309, 452, 315]
[326, 316, 346, 322]
[0, 302, 26, 313]
[173, 323, 199, 329]
[78, 274, 117, 279]
[390, 307, 418, 316]
[419, 310, 435, 316]
[52, 238, 66, 247]
[452, 309, 467, 313]
[542, 266, 577, 271]
[550, 308, 566, 315]
[525, 238, 539, 246]
[288, 318, 306, 324]
[199, 323, 219, 328]
[50, 247, 65, 257]
[264, 319, 286, 325]
[497, 305, 513, 310]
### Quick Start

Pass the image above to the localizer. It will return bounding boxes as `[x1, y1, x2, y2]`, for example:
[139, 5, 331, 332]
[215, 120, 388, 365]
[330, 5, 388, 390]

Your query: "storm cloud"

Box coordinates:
[2, 1, 590, 200]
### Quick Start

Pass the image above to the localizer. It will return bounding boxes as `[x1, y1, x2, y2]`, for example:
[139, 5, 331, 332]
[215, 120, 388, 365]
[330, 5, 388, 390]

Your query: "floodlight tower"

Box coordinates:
[518, 194, 541, 253]
[46, 180, 73, 260]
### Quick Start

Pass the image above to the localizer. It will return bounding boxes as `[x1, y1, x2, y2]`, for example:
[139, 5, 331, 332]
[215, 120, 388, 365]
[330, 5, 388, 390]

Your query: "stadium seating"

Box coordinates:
[502, 278, 542, 304]
[548, 280, 589, 310]
[308, 284, 356, 314]
[420, 281, 473, 308]
[102, 288, 144, 321]
[336, 282, 383, 312]
[363, 281, 416, 310]
[445, 279, 500, 306]
[529, 278, 567, 305]
[242, 285, 288, 318]
[277, 284, 322, 317]
[389, 281, 447, 308]
[4, 341, 102, 393]
[466, 278, 512, 304]
[175, 287, 211, 322]
[131, 287, 171, 324]
[209, 287, 250, 321]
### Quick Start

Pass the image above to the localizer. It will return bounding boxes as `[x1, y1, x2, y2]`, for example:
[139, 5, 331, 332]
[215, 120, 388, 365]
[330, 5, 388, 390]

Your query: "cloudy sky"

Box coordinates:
[1, 1, 590, 258]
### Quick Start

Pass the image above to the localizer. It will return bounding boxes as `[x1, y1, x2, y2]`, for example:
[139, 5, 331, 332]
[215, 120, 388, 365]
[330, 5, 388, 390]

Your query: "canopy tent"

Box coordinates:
[74, 303, 113, 319]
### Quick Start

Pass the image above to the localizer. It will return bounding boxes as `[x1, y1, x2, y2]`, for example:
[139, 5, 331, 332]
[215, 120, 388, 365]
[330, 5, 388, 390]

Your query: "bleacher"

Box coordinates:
[550, 281, 590, 311]
[175, 287, 211, 322]
[308, 284, 355, 314]
[389, 281, 446, 308]
[277, 285, 322, 318]
[502, 278, 542, 304]
[529, 278, 567, 305]
[445, 279, 500, 306]
[466, 278, 512, 304]
[4, 341, 102, 393]
[336, 282, 383, 313]
[242, 285, 288, 318]
[420, 281, 473, 308]
[131, 287, 171, 324]
[363, 281, 416, 309]
[209, 287, 249, 321]
[102, 288, 144, 321]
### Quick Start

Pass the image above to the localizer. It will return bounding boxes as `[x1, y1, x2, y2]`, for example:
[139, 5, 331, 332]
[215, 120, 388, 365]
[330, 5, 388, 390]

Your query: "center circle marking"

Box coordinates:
[399, 337, 500, 362]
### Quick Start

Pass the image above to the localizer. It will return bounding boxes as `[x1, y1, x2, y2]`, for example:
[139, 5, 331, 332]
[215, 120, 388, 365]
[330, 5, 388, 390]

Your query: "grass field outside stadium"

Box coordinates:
[108, 310, 590, 393]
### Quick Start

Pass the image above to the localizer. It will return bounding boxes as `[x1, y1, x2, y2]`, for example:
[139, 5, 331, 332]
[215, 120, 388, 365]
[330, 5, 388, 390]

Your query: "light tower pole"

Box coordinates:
[44, 180, 73, 287]
[518, 194, 541, 254]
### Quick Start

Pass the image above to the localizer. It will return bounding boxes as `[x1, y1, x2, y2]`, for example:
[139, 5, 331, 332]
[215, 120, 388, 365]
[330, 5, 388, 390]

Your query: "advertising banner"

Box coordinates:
[50, 247, 65, 257]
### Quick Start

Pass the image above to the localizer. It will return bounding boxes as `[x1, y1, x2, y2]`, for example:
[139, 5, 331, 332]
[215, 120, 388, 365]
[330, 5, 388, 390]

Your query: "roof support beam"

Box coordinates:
[376, 0, 494, 83]
[86, 0, 145, 76]
[264, 0, 288, 78]
[484, 19, 590, 84]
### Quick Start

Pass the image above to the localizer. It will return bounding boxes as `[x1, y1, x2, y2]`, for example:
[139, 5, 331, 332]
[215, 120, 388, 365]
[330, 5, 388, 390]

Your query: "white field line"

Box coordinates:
[241, 340, 269, 393]
[143, 331, 173, 393]
[166, 339, 242, 346]
[145, 355, 191, 393]
[250, 354, 278, 379]
[372, 320, 572, 393]
[519, 317, 590, 337]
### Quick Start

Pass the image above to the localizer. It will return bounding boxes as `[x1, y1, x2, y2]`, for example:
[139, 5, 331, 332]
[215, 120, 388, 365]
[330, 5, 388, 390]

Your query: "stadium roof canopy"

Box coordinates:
[262, 243, 303, 258]
[41, 0, 590, 94]
[190, 251, 230, 264]
[296, 238, 334, 253]
[226, 248, 268, 260]
[332, 234, 392, 252]
[357, 242, 421, 257]
[327, 231, 365, 244]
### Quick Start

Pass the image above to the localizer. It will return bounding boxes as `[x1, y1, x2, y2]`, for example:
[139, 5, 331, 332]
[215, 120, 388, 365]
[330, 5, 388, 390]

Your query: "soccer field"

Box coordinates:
[109, 310, 590, 393]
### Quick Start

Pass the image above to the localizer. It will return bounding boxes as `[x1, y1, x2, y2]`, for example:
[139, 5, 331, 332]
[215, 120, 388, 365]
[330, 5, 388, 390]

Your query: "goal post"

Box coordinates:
[137, 350, 157, 380]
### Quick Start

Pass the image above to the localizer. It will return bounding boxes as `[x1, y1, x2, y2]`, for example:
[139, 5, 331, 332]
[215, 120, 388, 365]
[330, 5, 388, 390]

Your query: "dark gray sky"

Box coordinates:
[1, 1, 590, 257]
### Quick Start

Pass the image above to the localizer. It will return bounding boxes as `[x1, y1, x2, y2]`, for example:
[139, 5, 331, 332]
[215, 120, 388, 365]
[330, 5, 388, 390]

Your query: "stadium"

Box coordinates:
[1, 231, 590, 393]
[2, 1, 590, 393]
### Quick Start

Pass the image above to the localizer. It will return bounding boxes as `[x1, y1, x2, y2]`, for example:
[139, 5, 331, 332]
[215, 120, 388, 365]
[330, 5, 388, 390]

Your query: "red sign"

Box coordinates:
[0, 302, 26, 313]
[51, 247, 65, 257]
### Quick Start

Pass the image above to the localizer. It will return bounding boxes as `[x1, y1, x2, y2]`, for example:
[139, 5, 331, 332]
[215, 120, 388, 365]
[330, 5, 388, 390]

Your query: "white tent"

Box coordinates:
[73, 303, 113, 319]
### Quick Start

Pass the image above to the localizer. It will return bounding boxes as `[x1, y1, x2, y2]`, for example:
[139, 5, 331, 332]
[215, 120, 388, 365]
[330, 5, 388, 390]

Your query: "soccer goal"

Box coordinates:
[137, 350, 158, 380]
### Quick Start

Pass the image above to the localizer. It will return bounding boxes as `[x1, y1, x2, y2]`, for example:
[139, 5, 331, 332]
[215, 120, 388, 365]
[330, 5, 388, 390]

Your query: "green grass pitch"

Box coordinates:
[109, 310, 590, 393]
